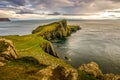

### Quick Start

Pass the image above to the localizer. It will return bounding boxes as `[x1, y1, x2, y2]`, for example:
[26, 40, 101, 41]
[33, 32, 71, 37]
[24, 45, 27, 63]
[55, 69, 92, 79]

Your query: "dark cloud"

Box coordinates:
[0, 0, 120, 15]
[0, 0, 26, 6]
[6, 0, 26, 6]
[16, 10, 34, 14]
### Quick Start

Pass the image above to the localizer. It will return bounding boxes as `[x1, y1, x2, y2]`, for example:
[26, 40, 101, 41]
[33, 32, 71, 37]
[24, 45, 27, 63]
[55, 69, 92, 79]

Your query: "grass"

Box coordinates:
[0, 34, 72, 67]
[78, 70, 98, 80]
[0, 57, 47, 80]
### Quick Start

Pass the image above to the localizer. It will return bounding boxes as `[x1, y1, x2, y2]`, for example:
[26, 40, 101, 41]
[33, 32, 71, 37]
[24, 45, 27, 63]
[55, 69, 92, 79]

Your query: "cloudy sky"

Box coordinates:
[0, 0, 120, 19]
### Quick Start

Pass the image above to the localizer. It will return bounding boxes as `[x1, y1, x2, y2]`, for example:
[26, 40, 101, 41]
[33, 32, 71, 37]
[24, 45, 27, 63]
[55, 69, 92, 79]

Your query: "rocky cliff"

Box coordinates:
[32, 20, 80, 40]
[0, 38, 17, 66]
[40, 41, 58, 57]
[78, 62, 120, 80]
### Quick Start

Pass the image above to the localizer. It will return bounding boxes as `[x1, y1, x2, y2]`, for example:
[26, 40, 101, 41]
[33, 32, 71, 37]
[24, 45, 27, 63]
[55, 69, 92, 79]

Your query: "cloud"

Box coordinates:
[0, 0, 120, 19]
[5, 0, 26, 6]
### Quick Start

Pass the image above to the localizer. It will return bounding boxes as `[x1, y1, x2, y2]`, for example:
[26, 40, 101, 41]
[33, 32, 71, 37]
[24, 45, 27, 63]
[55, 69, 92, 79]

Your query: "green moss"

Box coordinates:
[78, 70, 99, 80]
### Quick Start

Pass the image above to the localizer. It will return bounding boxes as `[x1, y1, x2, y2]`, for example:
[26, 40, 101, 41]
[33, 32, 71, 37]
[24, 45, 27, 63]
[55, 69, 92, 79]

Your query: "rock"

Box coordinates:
[41, 42, 58, 57]
[104, 73, 120, 80]
[32, 20, 80, 40]
[36, 65, 78, 80]
[0, 38, 17, 61]
[78, 62, 103, 79]
[0, 62, 5, 66]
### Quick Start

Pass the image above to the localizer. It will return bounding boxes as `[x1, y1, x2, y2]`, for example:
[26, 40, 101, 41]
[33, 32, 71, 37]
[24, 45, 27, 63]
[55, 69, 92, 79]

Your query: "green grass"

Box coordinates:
[78, 70, 98, 80]
[0, 34, 74, 80]
[32, 22, 59, 35]
[0, 57, 47, 80]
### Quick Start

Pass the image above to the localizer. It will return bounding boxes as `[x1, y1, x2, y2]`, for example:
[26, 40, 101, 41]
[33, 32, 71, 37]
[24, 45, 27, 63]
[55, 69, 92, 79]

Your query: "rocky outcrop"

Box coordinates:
[32, 20, 80, 40]
[40, 41, 58, 57]
[78, 62, 120, 80]
[0, 18, 10, 21]
[78, 62, 103, 79]
[103, 73, 120, 80]
[35, 65, 78, 80]
[0, 38, 17, 62]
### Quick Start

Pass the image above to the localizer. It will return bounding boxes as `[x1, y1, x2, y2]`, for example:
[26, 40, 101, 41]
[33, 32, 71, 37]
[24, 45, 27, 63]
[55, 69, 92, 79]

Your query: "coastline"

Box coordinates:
[0, 20, 120, 80]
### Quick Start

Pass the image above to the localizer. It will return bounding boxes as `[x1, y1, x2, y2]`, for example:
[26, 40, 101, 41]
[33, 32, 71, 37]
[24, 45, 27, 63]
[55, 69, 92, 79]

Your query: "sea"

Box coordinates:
[0, 19, 120, 74]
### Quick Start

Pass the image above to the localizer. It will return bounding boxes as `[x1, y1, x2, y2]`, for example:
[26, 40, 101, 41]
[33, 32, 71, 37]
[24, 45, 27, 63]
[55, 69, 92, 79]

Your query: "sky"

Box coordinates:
[0, 0, 120, 19]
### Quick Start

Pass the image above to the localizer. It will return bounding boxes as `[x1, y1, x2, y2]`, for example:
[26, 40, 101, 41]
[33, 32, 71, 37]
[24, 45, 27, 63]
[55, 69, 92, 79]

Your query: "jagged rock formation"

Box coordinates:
[103, 73, 120, 80]
[0, 38, 17, 62]
[0, 18, 10, 21]
[35, 65, 78, 80]
[78, 62, 103, 79]
[32, 20, 80, 40]
[40, 41, 58, 57]
[78, 62, 120, 80]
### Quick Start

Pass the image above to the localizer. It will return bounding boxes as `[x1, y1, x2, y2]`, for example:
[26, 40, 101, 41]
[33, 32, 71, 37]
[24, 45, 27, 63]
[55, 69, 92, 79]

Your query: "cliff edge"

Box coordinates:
[32, 20, 80, 40]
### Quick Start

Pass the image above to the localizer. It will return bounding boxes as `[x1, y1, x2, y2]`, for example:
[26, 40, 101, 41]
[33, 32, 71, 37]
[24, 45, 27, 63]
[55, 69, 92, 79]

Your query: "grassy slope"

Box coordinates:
[0, 34, 71, 67]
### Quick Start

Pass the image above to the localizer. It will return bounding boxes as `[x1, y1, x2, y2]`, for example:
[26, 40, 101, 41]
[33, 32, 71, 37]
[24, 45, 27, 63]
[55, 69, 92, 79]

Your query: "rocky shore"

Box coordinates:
[0, 20, 120, 80]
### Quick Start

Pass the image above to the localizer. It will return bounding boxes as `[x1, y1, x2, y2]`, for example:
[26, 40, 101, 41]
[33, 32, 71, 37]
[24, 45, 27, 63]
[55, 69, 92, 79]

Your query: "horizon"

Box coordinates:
[0, 0, 120, 19]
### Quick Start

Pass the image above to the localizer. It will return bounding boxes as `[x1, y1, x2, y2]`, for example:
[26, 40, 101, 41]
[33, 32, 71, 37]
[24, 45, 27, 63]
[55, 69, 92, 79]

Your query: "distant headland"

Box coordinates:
[0, 18, 10, 21]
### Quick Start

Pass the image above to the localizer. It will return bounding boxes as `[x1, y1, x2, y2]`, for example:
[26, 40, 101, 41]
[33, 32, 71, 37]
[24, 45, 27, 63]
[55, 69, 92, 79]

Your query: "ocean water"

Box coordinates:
[0, 20, 57, 35]
[53, 20, 120, 74]
[0, 19, 120, 74]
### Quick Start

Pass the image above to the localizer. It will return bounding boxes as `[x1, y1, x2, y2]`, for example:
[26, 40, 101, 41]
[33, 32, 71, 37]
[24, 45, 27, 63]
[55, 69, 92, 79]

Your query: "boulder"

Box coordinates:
[0, 38, 17, 62]
[78, 62, 103, 79]
[0, 62, 5, 66]
[36, 65, 78, 80]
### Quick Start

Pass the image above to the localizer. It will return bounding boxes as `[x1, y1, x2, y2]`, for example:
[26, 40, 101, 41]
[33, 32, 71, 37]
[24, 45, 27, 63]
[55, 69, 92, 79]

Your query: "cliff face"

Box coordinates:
[32, 20, 80, 40]
[40, 41, 58, 57]
[0, 38, 17, 66]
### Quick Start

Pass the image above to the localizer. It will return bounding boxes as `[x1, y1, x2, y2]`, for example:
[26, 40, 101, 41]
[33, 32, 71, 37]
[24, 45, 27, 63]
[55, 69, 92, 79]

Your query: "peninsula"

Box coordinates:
[0, 18, 10, 21]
